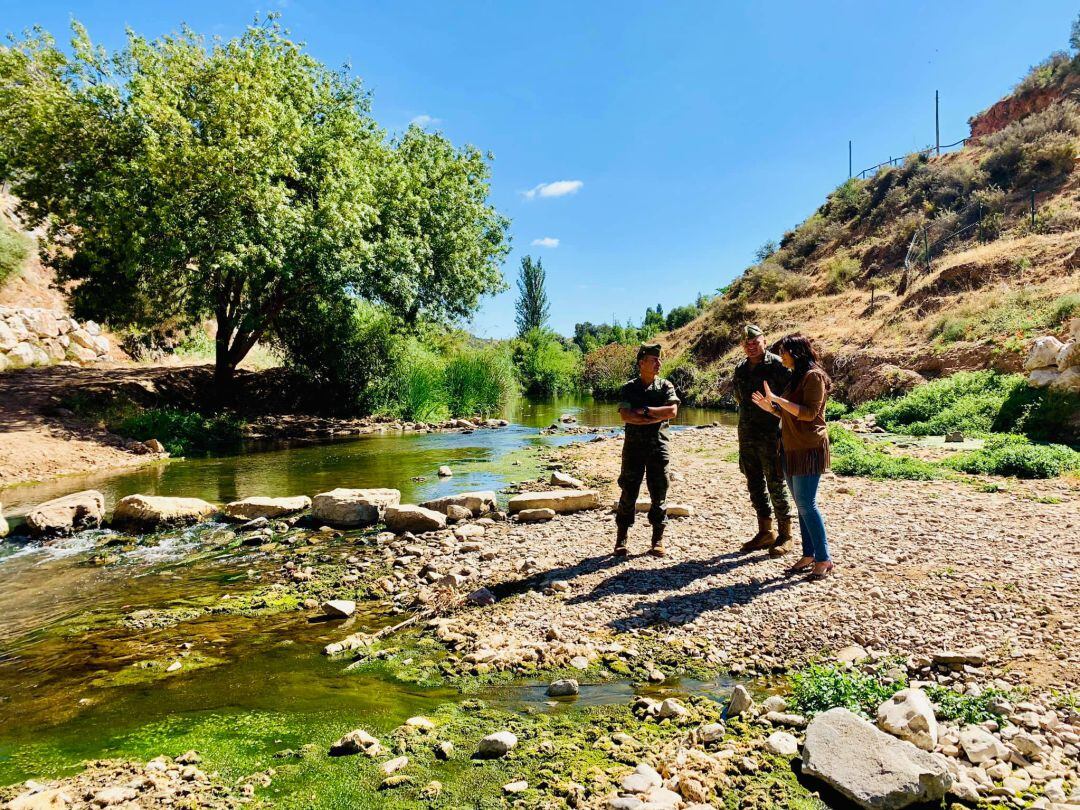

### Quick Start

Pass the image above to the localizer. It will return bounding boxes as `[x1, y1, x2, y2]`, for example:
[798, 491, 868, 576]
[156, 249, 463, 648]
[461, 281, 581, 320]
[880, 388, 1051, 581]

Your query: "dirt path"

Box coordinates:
[0, 363, 184, 488]
[388, 426, 1079, 689]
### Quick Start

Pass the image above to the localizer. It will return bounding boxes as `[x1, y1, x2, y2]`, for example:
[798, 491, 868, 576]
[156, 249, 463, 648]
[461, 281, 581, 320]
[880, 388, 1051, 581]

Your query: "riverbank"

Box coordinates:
[2, 425, 1078, 808]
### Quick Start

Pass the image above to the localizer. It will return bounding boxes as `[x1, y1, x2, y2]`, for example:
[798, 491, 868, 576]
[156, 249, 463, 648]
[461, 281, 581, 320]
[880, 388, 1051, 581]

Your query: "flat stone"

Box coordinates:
[837, 644, 870, 664]
[802, 708, 951, 809]
[547, 678, 580, 697]
[507, 489, 600, 514]
[380, 756, 408, 775]
[420, 491, 497, 516]
[878, 688, 938, 751]
[322, 600, 356, 618]
[26, 490, 105, 536]
[311, 488, 400, 527]
[517, 508, 556, 523]
[91, 787, 137, 806]
[550, 471, 585, 488]
[620, 763, 662, 793]
[223, 496, 311, 521]
[766, 731, 799, 756]
[384, 505, 447, 534]
[112, 494, 216, 530]
[502, 780, 528, 793]
[959, 725, 1009, 764]
[666, 503, 694, 517]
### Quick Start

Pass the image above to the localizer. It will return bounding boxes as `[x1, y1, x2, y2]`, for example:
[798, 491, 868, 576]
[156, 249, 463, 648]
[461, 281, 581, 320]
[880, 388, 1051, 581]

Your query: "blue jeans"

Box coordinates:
[785, 473, 830, 562]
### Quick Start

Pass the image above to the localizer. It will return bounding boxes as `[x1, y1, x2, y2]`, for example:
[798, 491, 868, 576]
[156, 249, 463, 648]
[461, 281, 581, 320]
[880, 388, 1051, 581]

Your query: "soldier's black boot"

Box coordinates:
[768, 516, 793, 557]
[740, 516, 775, 553]
[649, 525, 666, 557]
[613, 525, 629, 557]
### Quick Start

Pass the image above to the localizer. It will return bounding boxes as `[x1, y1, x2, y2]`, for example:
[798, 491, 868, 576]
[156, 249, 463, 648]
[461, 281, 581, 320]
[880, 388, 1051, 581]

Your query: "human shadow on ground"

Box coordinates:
[486, 553, 626, 601]
[565, 550, 760, 605]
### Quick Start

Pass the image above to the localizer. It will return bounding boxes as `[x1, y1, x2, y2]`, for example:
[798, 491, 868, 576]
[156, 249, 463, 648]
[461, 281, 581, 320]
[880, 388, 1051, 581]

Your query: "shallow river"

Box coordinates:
[0, 397, 738, 798]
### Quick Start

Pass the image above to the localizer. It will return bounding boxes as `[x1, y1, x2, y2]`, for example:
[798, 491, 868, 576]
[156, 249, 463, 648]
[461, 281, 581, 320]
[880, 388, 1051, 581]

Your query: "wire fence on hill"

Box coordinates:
[855, 137, 969, 179]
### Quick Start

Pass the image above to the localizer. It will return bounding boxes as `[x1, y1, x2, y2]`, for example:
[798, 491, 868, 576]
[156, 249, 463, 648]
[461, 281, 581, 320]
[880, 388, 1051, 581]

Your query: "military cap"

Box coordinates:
[636, 343, 662, 360]
[743, 324, 764, 339]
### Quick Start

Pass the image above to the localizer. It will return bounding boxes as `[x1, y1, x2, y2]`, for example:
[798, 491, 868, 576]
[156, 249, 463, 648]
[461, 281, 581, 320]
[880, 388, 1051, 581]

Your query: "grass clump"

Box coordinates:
[583, 342, 637, 399]
[924, 685, 1012, 725]
[790, 662, 907, 719]
[944, 434, 1080, 479]
[0, 219, 30, 286]
[117, 407, 244, 456]
[829, 426, 942, 480]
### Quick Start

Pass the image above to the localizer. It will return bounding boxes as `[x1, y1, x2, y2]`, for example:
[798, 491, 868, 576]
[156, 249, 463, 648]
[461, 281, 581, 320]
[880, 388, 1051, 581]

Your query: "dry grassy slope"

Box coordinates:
[660, 101, 1080, 403]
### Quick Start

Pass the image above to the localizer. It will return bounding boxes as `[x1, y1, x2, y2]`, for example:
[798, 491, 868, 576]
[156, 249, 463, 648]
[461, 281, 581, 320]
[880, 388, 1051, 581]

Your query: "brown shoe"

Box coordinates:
[649, 526, 667, 557]
[614, 526, 629, 557]
[740, 517, 775, 552]
[768, 516, 793, 557]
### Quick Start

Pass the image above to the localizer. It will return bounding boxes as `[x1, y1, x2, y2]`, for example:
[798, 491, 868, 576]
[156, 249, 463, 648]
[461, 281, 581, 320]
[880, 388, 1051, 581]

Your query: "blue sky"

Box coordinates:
[3, 1, 1077, 338]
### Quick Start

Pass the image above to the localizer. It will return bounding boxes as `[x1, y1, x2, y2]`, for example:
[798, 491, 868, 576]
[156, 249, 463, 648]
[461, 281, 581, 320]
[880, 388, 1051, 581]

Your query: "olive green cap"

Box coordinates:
[636, 343, 662, 360]
[743, 324, 764, 339]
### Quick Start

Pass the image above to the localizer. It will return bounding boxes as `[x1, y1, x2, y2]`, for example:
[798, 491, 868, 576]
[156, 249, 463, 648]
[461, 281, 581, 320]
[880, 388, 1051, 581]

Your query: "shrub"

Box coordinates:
[0, 219, 30, 286]
[790, 662, 907, 719]
[1050, 293, 1080, 325]
[824, 178, 870, 222]
[823, 253, 860, 293]
[444, 345, 516, 417]
[829, 426, 942, 480]
[117, 407, 244, 456]
[511, 328, 582, 397]
[944, 434, 1080, 479]
[925, 685, 1012, 724]
[981, 100, 1080, 188]
[741, 261, 811, 302]
[583, 343, 637, 399]
[825, 400, 850, 420]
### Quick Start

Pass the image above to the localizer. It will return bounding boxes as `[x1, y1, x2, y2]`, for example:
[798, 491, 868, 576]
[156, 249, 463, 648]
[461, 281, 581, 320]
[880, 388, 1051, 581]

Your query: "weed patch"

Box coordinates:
[789, 662, 907, 719]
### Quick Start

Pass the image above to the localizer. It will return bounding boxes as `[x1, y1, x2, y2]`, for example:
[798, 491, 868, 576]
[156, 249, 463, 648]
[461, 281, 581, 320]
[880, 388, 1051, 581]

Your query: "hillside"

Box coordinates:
[661, 50, 1080, 407]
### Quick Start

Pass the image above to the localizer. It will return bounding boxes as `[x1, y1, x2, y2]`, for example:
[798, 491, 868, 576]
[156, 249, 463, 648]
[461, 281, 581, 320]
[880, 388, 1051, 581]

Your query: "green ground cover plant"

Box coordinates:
[829, 426, 942, 480]
[943, 433, 1080, 478]
[924, 685, 1012, 725]
[789, 662, 907, 719]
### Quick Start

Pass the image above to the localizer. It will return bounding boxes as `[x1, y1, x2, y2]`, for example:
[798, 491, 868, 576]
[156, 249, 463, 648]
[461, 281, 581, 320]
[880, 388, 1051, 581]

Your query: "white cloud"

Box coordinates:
[410, 114, 441, 127]
[522, 180, 583, 200]
[530, 237, 560, 248]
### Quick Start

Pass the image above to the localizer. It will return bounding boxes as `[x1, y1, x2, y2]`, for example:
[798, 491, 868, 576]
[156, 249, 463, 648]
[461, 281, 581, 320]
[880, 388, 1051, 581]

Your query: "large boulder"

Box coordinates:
[1057, 339, 1080, 371]
[384, 505, 447, 534]
[25, 490, 105, 536]
[112, 494, 217, 530]
[877, 689, 938, 751]
[1023, 336, 1064, 371]
[223, 496, 311, 521]
[801, 708, 951, 809]
[1049, 366, 1080, 394]
[311, 488, 400, 527]
[507, 489, 599, 514]
[420, 491, 497, 516]
[846, 364, 925, 404]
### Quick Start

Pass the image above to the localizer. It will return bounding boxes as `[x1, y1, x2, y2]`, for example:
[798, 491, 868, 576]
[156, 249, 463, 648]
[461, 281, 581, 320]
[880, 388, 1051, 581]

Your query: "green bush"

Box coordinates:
[825, 400, 850, 420]
[829, 426, 942, 480]
[0, 219, 30, 286]
[981, 100, 1080, 188]
[117, 407, 244, 456]
[1050, 293, 1080, 325]
[823, 253, 860, 293]
[924, 685, 1011, 725]
[790, 663, 907, 719]
[511, 328, 583, 396]
[944, 434, 1080, 479]
[444, 345, 516, 417]
[740, 261, 811, 302]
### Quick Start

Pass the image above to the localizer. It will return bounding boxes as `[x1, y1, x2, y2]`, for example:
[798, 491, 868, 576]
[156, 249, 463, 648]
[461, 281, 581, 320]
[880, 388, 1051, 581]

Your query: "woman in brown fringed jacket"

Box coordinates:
[751, 333, 834, 581]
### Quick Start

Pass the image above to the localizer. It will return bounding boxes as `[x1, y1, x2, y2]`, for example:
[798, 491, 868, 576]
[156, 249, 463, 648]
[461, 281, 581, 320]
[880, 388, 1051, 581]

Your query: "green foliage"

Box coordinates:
[664, 304, 701, 331]
[583, 342, 638, 399]
[925, 685, 1011, 725]
[824, 178, 870, 222]
[514, 256, 550, 336]
[511, 328, 582, 396]
[0, 19, 508, 383]
[738, 261, 812, 303]
[824, 400, 850, 420]
[443, 345, 516, 417]
[823, 253, 860, 294]
[1050, 293, 1080, 325]
[829, 426, 943, 480]
[981, 100, 1080, 188]
[117, 408, 244, 456]
[754, 240, 778, 262]
[944, 434, 1080, 479]
[0, 219, 30, 286]
[790, 662, 907, 719]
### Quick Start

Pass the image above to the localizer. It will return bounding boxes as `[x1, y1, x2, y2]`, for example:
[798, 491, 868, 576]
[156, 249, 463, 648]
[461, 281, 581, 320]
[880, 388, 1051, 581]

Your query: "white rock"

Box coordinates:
[550, 471, 585, 488]
[502, 780, 528, 794]
[658, 698, 688, 719]
[837, 644, 870, 664]
[620, 763, 662, 793]
[1057, 339, 1080, 371]
[507, 489, 600, 514]
[329, 729, 381, 756]
[380, 756, 408, 775]
[516, 508, 556, 523]
[223, 496, 311, 521]
[405, 716, 435, 731]
[112, 495, 217, 529]
[311, 488, 400, 527]
[878, 688, 939, 751]
[547, 678, 579, 697]
[385, 505, 447, 534]
[666, 503, 694, 517]
[420, 491, 497, 516]
[959, 725, 1009, 764]
[1049, 366, 1080, 394]
[437, 465, 453, 477]
[1024, 336, 1064, 371]
[477, 731, 517, 758]
[25, 490, 105, 536]
[766, 731, 799, 756]
[726, 685, 754, 718]
[801, 708, 951, 809]
[322, 600, 356, 618]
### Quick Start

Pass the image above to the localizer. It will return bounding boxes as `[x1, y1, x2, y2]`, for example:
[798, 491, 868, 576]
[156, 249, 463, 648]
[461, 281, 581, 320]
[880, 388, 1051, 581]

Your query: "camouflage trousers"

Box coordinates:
[738, 430, 791, 522]
[616, 433, 670, 528]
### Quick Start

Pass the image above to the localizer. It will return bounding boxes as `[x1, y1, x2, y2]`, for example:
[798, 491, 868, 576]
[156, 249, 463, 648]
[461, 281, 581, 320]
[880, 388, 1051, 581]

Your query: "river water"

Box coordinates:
[0, 397, 738, 799]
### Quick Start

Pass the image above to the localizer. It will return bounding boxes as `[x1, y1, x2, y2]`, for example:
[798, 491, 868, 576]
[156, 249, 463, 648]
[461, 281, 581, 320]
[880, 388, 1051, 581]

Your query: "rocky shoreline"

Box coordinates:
[2, 425, 1078, 809]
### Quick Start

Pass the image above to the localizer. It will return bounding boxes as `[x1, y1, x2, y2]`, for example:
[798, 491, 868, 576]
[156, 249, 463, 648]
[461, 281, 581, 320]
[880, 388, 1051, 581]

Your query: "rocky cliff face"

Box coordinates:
[0, 306, 111, 370]
[968, 72, 1080, 141]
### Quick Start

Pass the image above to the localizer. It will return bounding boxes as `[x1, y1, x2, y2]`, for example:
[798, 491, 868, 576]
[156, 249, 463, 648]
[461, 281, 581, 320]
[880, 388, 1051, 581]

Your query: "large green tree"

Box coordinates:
[514, 255, 549, 336]
[0, 18, 509, 386]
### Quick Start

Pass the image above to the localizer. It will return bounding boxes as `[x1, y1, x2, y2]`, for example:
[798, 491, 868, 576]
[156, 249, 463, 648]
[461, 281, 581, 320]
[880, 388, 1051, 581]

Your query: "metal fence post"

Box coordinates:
[1030, 187, 1036, 227]
[935, 91, 940, 156]
[849, 141, 852, 179]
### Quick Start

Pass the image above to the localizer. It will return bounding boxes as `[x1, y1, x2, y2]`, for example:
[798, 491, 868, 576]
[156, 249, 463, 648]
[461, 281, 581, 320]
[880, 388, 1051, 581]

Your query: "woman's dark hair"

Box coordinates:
[775, 333, 831, 391]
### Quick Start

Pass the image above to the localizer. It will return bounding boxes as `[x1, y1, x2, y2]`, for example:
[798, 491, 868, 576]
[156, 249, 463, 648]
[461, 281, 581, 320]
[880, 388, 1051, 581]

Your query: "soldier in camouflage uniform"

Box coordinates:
[732, 324, 793, 555]
[614, 343, 680, 557]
